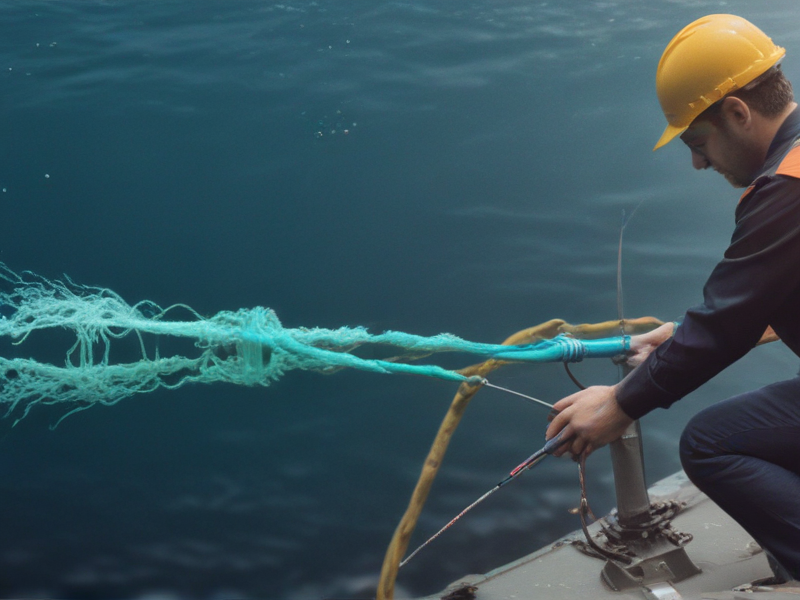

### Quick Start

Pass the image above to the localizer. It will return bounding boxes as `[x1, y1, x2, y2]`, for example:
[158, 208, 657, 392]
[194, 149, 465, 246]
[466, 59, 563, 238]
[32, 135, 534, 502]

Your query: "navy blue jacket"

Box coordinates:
[617, 107, 800, 420]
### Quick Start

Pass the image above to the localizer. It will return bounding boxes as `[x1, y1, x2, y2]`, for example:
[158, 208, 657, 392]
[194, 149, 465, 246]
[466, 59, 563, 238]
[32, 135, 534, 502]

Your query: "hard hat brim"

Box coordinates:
[653, 122, 688, 151]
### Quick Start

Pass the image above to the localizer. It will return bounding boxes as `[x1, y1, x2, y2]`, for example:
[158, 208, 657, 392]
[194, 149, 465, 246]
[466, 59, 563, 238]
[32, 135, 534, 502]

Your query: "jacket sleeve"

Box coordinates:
[616, 175, 800, 420]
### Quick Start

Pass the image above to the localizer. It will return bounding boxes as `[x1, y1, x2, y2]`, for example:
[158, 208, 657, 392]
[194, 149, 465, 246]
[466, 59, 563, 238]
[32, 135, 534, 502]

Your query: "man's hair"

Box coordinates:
[703, 65, 794, 120]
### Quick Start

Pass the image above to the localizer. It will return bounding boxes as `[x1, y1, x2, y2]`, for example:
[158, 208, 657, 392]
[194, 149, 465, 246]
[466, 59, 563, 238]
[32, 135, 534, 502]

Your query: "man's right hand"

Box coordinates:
[545, 385, 633, 457]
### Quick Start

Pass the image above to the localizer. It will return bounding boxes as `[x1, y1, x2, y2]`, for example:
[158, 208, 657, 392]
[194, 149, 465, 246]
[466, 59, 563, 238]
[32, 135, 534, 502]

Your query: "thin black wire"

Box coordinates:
[563, 362, 587, 391]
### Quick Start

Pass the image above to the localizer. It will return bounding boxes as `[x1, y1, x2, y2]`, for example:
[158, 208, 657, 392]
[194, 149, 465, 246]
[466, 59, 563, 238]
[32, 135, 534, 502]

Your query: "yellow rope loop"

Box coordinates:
[375, 316, 664, 599]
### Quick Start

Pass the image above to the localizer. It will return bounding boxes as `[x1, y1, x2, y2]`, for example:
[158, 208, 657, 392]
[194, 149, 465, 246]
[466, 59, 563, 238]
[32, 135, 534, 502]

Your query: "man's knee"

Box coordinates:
[679, 409, 715, 486]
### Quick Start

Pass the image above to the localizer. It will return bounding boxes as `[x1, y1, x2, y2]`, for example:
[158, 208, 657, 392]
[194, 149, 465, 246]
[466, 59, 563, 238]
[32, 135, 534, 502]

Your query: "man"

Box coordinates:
[546, 14, 800, 580]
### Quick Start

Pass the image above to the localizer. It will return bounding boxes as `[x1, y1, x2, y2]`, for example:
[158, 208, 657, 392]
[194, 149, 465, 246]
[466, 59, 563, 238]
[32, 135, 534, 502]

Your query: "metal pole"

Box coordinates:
[609, 363, 651, 526]
[609, 419, 652, 527]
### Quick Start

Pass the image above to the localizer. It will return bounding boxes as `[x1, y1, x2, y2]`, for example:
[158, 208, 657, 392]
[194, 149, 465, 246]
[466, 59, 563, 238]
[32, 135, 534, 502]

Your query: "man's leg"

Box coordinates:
[680, 377, 800, 579]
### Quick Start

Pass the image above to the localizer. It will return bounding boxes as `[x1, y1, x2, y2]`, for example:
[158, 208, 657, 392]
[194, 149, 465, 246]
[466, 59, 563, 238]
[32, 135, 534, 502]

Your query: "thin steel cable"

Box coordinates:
[480, 380, 554, 409]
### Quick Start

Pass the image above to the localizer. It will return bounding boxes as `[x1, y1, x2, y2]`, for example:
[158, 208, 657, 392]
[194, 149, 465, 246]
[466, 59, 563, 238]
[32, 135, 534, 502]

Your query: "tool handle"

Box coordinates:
[543, 430, 569, 454]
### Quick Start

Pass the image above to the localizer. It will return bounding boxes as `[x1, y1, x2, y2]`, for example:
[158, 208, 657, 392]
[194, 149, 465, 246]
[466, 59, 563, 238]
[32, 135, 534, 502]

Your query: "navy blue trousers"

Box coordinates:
[680, 377, 800, 580]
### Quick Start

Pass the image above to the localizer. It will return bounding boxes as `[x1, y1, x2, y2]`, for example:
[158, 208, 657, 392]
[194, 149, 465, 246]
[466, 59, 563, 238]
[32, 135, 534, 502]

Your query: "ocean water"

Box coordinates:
[1, 1, 800, 598]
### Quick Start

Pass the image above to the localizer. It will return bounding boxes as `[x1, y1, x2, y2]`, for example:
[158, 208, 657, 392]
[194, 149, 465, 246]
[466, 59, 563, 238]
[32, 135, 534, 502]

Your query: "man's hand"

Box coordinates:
[625, 322, 675, 368]
[544, 323, 674, 457]
[545, 385, 633, 457]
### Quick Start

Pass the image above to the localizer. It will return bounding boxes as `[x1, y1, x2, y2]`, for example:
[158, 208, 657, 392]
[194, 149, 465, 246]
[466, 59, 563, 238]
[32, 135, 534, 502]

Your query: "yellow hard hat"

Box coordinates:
[654, 14, 785, 150]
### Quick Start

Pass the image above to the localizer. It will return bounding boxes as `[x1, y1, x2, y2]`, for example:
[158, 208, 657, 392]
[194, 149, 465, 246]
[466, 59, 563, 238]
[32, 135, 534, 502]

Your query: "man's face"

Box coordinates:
[680, 116, 761, 188]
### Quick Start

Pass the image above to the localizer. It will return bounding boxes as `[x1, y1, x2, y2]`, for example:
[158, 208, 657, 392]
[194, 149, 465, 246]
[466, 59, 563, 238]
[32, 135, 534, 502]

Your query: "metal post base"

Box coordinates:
[602, 544, 700, 591]
[593, 501, 701, 591]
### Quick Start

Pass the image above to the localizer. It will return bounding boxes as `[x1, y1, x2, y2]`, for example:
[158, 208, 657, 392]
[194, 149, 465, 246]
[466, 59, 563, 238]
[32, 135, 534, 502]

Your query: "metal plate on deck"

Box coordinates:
[644, 582, 683, 600]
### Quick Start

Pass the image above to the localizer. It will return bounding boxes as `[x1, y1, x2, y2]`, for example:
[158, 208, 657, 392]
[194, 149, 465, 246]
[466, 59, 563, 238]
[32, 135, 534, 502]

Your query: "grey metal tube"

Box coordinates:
[609, 419, 652, 527]
[610, 363, 651, 527]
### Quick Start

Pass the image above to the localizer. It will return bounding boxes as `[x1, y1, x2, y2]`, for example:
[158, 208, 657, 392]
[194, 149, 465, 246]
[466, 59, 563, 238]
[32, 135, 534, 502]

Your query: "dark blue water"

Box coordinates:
[2, 1, 800, 598]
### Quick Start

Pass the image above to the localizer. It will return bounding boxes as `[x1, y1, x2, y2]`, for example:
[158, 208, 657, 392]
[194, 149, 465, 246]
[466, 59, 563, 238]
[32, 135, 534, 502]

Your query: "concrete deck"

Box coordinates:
[421, 471, 774, 600]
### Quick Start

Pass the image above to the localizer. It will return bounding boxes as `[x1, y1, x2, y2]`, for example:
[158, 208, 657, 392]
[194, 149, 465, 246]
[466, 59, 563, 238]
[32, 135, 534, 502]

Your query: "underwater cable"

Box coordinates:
[0, 263, 627, 423]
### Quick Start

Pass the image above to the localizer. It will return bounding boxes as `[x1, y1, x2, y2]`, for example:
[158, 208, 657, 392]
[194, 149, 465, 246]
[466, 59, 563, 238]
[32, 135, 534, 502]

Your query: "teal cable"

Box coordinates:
[0, 263, 630, 422]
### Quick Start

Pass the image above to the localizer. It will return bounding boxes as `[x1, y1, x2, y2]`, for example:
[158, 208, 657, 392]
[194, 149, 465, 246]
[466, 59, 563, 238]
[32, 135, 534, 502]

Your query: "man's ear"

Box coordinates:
[720, 96, 753, 130]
